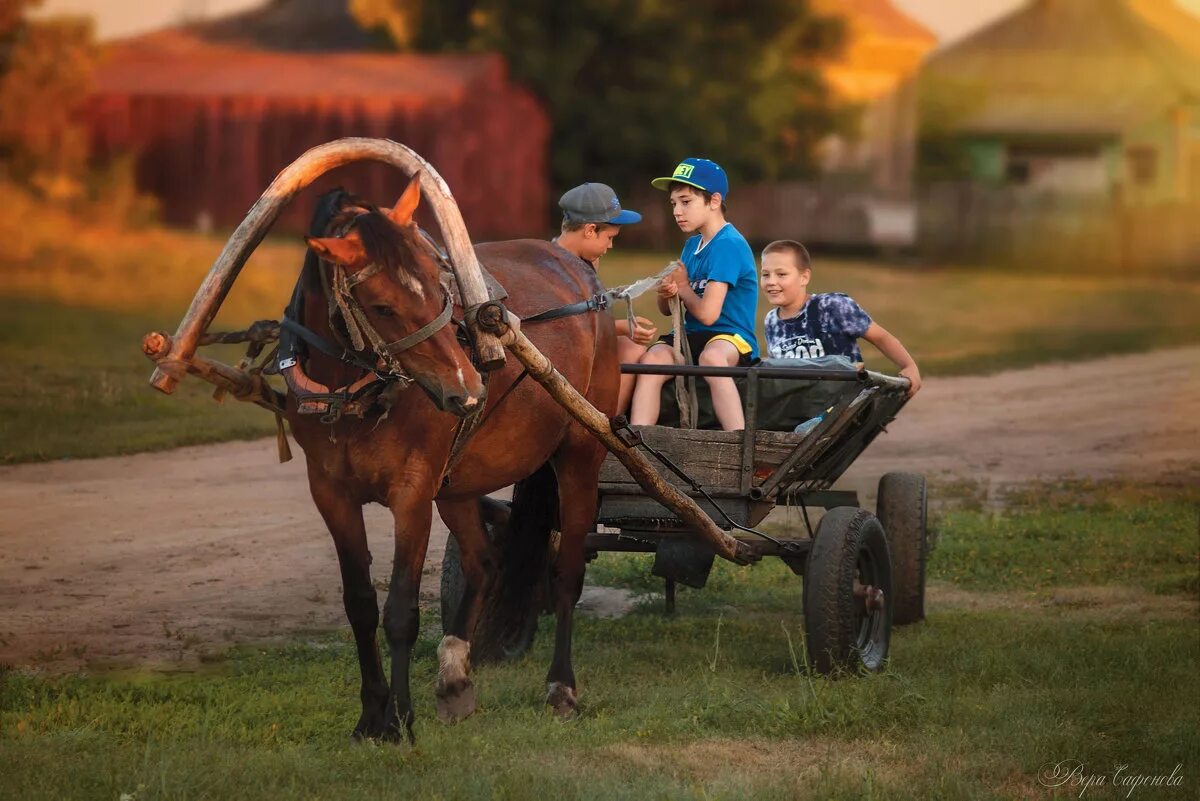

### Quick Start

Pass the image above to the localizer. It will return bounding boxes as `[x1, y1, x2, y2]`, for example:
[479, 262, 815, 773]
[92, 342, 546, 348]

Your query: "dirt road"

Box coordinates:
[2, 348, 1197, 669]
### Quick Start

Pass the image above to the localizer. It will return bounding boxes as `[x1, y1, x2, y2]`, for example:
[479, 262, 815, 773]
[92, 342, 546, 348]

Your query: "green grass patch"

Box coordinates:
[2, 485, 1196, 799]
[0, 299, 275, 463]
[928, 481, 1200, 596]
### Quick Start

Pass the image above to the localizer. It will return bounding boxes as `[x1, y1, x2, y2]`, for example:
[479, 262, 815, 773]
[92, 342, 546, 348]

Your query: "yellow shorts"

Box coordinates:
[660, 331, 755, 365]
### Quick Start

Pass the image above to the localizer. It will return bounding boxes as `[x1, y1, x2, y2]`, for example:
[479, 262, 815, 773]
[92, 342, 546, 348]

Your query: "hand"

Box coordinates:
[630, 316, 658, 347]
[657, 278, 678, 299]
[899, 365, 921, 398]
[669, 262, 688, 290]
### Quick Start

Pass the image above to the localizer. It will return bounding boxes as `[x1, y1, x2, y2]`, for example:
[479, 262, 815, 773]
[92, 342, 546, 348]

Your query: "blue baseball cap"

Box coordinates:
[559, 183, 642, 225]
[651, 157, 729, 198]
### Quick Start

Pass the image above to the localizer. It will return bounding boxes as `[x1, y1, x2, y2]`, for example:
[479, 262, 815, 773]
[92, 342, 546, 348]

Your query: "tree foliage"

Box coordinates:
[355, 0, 847, 196]
[0, 0, 97, 200]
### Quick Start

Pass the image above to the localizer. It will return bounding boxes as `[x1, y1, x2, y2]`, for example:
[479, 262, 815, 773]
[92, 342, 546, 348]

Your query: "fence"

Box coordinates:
[918, 183, 1200, 274]
[622, 180, 1200, 275]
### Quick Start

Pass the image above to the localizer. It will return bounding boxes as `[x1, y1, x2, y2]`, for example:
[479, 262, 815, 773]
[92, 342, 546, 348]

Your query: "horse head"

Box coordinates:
[305, 175, 485, 417]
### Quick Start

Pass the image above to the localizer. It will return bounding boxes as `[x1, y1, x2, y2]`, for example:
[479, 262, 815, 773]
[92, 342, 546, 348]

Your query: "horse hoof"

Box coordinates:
[545, 682, 578, 719]
[351, 711, 387, 741]
[436, 679, 477, 724]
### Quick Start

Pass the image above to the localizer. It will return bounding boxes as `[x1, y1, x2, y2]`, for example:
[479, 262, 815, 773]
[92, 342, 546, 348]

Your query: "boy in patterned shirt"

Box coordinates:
[760, 239, 921, 397]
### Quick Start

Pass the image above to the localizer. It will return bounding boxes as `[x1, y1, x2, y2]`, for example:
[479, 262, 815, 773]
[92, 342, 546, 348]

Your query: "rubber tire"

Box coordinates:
[876, 472, 928, 626]
[440, 527, 539, 664]
[802, 507, 893, 676]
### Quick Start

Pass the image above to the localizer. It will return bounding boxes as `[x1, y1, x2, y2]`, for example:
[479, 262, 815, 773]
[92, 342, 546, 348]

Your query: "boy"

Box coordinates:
[760, 239, 921, 397]
[553, 182, 658, 413]
[629, 158, 759, 431]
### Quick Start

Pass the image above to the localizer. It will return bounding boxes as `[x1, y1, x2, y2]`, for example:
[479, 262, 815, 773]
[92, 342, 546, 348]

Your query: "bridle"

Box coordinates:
[328, 256, 455, 387]
[320, 212, 457, 388]
[277, 210, 466, 423]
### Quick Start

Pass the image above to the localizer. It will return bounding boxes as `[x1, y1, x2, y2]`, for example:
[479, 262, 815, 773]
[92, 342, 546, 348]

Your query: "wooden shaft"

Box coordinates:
[143, 332, 285, 414]
[499, 328, 755, 565]
[149, 137, 504, 395]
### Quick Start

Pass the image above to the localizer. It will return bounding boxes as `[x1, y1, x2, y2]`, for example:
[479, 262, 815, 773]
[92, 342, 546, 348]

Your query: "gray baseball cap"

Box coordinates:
[559, 182, 642, 225]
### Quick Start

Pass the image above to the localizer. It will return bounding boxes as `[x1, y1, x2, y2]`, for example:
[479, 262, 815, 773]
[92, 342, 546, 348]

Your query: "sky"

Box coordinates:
[35, 0, 1200, 45]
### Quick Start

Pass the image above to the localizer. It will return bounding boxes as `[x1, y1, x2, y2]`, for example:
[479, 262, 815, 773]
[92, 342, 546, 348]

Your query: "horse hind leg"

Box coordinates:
[432, 497, 498, 723]
[307, 476, 388, 740]
[545, 428, 606, 718]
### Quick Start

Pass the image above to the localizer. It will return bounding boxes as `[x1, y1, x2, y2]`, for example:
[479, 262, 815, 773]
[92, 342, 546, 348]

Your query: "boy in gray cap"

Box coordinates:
[554, 182, 658, 413]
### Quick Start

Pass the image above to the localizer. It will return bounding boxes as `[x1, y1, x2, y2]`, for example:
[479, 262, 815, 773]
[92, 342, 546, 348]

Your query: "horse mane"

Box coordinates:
[352, 207, 424, 280]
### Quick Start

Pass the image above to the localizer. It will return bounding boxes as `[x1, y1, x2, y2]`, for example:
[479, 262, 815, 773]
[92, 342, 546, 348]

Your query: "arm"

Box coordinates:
[862, 322, 921, 397]
[677, 280, 728, 327]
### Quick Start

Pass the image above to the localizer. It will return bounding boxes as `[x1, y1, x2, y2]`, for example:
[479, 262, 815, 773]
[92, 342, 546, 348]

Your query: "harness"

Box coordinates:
[277, 211, 658, 480]
[277, 215, 461, 422]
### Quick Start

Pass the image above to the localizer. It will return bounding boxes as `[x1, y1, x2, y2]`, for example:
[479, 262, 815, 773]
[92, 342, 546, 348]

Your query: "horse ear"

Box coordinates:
[388, 174, 422, 226]
[305, 235, 364, 265]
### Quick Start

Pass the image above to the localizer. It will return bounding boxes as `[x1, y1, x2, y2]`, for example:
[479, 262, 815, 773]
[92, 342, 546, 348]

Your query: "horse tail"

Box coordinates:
[473, 460, 559, 663]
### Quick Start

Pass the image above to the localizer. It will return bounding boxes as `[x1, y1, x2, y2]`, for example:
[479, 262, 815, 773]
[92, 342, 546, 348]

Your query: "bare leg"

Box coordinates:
[545, 428, 606, 717]
[432, 497, 497, 723]
[616, 335, 647, 415]
[629, 343, 679, 425]
[699, 340, 744, 431]
[381, 488, 434, 743]
[308, 473, 388, 739]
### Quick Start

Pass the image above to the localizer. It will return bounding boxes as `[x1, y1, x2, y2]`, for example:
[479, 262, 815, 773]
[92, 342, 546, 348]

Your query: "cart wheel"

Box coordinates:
[440, 517, 540, 665]
[876, 472, 927, 625]
[803, 507, 892, 676]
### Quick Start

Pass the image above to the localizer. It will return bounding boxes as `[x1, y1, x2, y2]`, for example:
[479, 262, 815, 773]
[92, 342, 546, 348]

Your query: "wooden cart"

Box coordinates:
[444, 362, 928, 676]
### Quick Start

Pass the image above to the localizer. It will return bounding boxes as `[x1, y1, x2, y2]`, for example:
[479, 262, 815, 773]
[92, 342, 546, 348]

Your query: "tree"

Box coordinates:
[354, 0, 847, 196]
[0, 0, 97, 200]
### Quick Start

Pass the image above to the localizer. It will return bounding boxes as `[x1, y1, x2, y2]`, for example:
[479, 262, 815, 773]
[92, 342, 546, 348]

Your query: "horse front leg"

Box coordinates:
[381, 485, 435, 743]
[432, 497, 496, 723]
[307, 474, 388, 740]
[546, 431, 605, 718]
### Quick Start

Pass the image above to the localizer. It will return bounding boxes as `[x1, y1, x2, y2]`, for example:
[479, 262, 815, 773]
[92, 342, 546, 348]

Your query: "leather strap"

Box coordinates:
[381, 291, 455, 354]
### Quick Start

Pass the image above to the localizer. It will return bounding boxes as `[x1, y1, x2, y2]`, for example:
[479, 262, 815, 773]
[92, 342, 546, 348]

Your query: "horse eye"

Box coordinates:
[371, 305, 396, 318]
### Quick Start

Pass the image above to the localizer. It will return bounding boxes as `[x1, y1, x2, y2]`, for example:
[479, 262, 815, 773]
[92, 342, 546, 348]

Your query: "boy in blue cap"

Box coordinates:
[629, 158, 759, 430]
[554, 182, 658, 413]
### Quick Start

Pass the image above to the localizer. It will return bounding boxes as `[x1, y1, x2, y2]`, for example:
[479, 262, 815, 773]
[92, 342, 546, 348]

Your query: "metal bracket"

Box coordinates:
[610, 415, 642, 447]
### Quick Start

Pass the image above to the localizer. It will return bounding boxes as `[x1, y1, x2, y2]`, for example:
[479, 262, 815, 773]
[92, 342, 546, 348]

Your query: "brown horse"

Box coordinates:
[287, 175, 618, 742]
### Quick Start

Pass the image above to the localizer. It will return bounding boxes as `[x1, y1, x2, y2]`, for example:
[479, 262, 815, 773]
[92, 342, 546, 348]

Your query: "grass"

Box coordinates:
[2, 193, 1199, 463]
[1, 482, 1196, 799]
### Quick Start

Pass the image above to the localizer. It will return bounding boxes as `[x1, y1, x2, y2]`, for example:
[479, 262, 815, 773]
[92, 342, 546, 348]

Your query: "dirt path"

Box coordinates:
[1, 348, 1196, 669]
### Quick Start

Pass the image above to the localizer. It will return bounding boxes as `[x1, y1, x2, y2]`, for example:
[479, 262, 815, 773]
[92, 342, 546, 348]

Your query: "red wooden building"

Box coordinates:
[84, 30, 550, 239]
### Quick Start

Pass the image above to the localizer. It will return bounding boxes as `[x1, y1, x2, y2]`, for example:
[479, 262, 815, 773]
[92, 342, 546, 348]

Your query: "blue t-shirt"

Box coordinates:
[763, 293, 872, 362]
[680, 223, 759, 358]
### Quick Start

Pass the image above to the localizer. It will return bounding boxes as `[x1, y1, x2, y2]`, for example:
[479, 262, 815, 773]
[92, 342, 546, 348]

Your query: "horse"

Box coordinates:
[284, 174, 618, 742]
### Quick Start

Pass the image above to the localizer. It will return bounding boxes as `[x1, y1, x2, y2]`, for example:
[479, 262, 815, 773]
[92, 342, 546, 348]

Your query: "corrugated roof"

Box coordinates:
[921, 0, 1200, 137]
[93, 31, 502, 100]
[1131, 0, 1200, 58]
[182, 0, 379, 52]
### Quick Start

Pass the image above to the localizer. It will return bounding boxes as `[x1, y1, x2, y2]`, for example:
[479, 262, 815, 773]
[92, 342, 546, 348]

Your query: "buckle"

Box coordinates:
[278, 356, 298, 370]
[610, 414, 642, 447]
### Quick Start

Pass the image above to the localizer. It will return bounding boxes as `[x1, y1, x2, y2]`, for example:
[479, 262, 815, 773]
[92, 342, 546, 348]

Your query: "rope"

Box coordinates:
[670, 294, 698, 429]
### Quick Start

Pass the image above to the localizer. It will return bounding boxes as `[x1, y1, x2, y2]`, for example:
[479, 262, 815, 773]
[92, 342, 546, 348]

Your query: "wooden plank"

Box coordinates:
[599, 425, 800, 491]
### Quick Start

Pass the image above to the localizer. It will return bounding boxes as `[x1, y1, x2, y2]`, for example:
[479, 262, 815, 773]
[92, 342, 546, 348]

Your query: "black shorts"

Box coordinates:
[657, 331, 755, 366]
